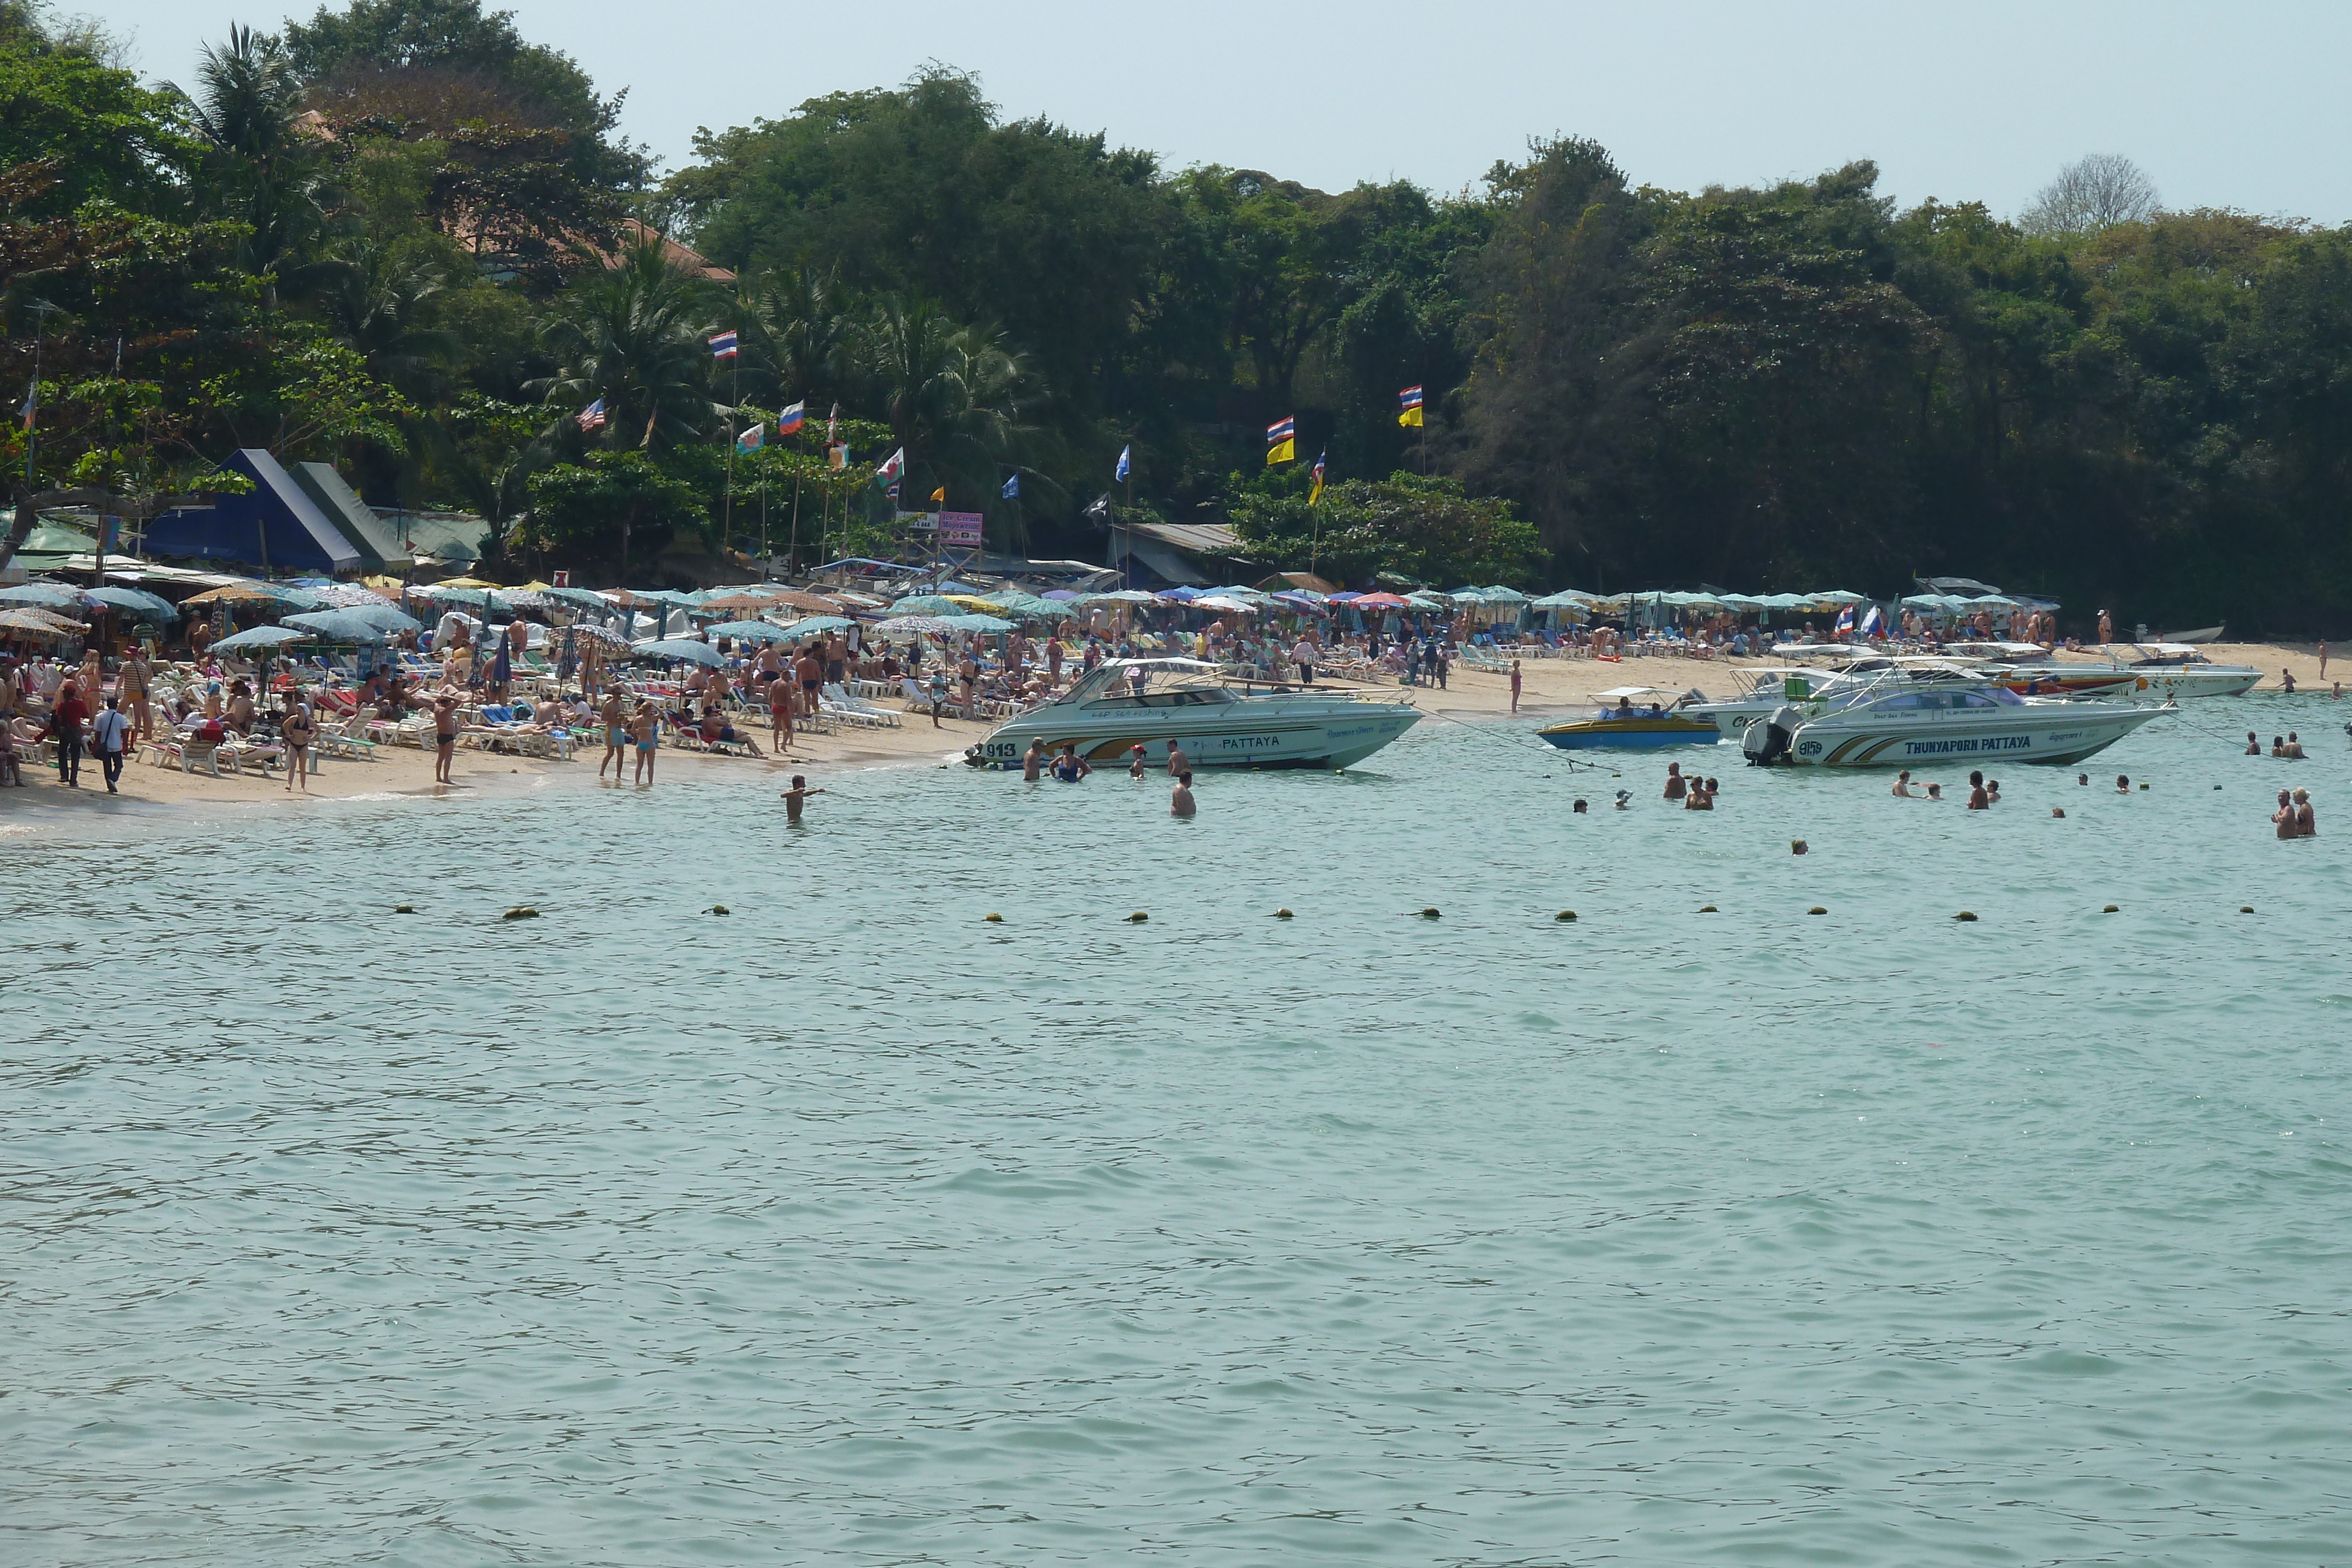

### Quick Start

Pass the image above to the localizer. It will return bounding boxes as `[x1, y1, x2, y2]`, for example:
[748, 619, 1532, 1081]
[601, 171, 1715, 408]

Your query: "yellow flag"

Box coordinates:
[1397, 406, 1424, 429]
[1267, 437, 1295, 466]
[930, 486, 946, 504]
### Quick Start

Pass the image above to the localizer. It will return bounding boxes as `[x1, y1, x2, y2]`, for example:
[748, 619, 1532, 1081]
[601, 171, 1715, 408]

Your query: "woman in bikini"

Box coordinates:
[433, 695, 458, 784]
[280, 695, 315, 791]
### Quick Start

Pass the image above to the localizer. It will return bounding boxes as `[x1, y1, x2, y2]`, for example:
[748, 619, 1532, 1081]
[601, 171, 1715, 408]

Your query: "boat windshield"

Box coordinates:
[1053, 658, 1237, 711]
[1861, 687, 2024, 713]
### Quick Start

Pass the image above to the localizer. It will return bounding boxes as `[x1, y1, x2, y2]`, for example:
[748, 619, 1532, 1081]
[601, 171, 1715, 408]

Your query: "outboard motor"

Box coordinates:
[1742, 706, 1803, 766]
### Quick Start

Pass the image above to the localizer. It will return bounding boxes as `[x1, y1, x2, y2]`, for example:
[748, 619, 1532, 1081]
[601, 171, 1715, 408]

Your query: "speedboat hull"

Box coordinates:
[1748, 701, 2167, 768]
[970, 690, 1421, 771]
[1537, 716, 1721, 750]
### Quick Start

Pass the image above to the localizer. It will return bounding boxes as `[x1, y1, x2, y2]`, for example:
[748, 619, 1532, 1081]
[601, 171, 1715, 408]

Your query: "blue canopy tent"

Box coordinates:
[145, 450, 365, 576]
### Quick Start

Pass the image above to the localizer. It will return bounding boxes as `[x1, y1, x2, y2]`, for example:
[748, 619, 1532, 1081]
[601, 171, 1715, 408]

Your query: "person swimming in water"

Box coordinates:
[1022, 737, 1047, 780]
[1892, 769, 1917, 797]
[1170, 770, 1196, 817]
[1052, 743, 1091, 781]
[1663, 762, 1687, 801]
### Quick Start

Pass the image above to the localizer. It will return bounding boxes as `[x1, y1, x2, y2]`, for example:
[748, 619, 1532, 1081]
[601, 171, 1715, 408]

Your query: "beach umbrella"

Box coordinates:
[886, 594, 967, 616]
[571, 623, 631, 648]
[1194, 595, 1259, 614]
[282, 609, 396, 643]
[703, 619, 794, 641]
[1271, 590, 1329, 614]
[538, 586, 612, 611]
[0, 607, 82, 637]
[1809, 590, 1867, 605]
[770, 614, 854, 636]
[415, 584, 512, 618]
[1156, 586, 1206, 603]
[1078, 589, 1161, 605]
[631, 637, 724, 667]
[0, 581, 102, 611]
[1353, 591, 1409, 610]
[938, 612, 1015, 632]
[432, 575, 505, 591]
[877, 615, 960, 637]
[1042, 589, 1080, 601]
[211, 624, 313, 652]
[87, 586, 181, 620]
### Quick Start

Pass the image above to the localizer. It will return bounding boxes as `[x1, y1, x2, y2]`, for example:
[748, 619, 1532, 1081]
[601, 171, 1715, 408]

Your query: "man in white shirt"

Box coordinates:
[1290, 634, 1318, 684]
[89, 695, 132, 793]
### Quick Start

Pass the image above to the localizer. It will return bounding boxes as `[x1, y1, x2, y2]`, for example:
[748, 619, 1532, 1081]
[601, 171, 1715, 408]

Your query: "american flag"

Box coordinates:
[576, 398, 606, 432]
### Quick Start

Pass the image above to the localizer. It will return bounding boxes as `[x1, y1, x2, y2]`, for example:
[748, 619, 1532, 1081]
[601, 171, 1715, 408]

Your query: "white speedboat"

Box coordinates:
[965, 658, 1421, 771]
[2102, 644, 2262, 698]
[1742, 676, 2171, 768]
[1689, 660, 1989, 737]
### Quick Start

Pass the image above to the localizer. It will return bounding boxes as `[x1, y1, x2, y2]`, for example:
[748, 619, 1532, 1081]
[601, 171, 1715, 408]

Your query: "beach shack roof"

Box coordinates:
[289, 462, 413, 572]
[145, 449, 363, 576]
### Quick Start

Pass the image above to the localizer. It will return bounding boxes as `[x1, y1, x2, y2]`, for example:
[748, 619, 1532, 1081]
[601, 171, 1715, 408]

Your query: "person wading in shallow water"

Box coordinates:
[1170, 770, 1196, 818]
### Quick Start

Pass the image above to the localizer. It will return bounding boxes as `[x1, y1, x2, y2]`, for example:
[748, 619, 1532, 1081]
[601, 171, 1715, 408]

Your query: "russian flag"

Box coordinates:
[1860, 604, 1886, 638]
[1266, 416, 1294, 443]
[1399, 385, 1424, 410]
[777, 400, 805, 436]
[708, 330, 739, 359]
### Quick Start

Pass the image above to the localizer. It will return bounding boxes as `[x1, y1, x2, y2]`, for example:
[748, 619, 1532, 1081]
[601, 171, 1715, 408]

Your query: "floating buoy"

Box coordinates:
[1699, 904, 1718, 913]
[1274, 908, 1294, 919]
[2139, 783, 2150, 791]
[1791, 839, 1809, 855]
[2103, 904, 2120, 913]
[2240, 905, 2255, 914]
[1807, 905, 1827, 915]
[2213, 784, 2223, 790]
[1555, 910, 1577, 922]
[708, 905, 730, 916]
[394, 904, 415, 914]
[1954, 911, 1978, 922]
[2053, 808, 2066, 818]
[1127, 911, 1148, 923]
[984, 912, 1003, 922]
[503, 906, 539, 921]
[1420, 906, 1441, 919]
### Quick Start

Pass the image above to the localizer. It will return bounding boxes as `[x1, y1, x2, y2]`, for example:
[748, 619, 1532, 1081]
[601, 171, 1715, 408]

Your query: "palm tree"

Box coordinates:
[532, 231, 723, 449]
[736, 265, 852, 412]
[175, 25, 322, 300]
[316, 239, 460, 397]
[860, 298, 1048, 522]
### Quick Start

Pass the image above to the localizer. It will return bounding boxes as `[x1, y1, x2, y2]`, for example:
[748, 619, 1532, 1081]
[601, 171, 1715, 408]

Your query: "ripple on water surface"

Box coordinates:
[4, 711, 2350, 1566]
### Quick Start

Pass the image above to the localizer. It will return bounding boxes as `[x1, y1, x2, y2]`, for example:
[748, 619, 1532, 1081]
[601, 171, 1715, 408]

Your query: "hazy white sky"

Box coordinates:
[95, 0, 2352, 223]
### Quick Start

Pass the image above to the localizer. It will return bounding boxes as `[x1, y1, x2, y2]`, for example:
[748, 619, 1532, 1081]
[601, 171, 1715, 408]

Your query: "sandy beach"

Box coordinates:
[4, 640, 2336, 830]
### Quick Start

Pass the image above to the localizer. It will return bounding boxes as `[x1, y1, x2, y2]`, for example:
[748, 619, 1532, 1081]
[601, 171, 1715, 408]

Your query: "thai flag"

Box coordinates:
[576, 399, 606, 432]
[1399, 385, 1424, 410]
[1266, 416, 1294, 444]
[707, 330, 739, 359]
[1835, 604, 1856, 639]
[776, 400, 805, 435]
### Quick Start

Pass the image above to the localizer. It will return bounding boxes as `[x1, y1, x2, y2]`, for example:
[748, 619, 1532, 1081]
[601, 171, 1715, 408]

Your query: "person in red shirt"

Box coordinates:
[49, 677, 88, 787]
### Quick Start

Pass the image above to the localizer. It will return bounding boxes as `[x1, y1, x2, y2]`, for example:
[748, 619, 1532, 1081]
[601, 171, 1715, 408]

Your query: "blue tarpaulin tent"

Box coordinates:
[145, 450, 363, 576]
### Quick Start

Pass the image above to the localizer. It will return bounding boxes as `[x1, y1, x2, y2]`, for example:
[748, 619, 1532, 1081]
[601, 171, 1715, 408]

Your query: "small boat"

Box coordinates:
[2104, 644, 2261, 698]
[1537, 687, 1721, 751]
[1741, 676, 2170, 768]
[965, 657, 1421, 771]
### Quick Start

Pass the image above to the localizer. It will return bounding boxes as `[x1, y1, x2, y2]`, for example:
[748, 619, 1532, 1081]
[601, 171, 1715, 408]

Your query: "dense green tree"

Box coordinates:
[530, 230, 721, 449]
[0, 2, 191, 215]
[519, 447, 704, 577]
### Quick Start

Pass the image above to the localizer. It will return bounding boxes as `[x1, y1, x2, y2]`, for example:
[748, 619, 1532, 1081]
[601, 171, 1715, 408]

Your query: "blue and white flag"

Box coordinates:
[1114, 444, 1130, 482]
[707, 329, 739, 359]
[1860, 604, 1885, 638]
[1001, 473, 1020, 499]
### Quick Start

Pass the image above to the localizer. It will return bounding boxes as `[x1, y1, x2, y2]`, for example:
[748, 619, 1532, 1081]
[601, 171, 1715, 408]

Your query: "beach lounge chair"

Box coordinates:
[823, 683, 901, 727]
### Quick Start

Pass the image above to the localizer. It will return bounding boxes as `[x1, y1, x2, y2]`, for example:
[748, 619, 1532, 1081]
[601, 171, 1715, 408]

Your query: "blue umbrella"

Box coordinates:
[211, 624, 313, 652]
[704, 620, 792, 641]
[631, 637, 724, 667]
[282, 609, 395, 643]
[769, 615, 853, 636]
[88, 586, 181, 620]
[0, 581, 101, 610]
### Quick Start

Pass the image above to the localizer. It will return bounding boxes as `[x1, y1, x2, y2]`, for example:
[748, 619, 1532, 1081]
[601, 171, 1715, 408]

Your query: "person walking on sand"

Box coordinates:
[1291, 633, 1318, 686]
[90, 694, 130, 793]
[118, 647, 153, 743]
[631, 701, 659, 784]
[598, 692, 627, 780]
[432, 695, 459, 784]
[767, 673, 794, 754]
[780, 774, 826, 823]
[279, 696, 314, 792]
[49, 676, 86, 787]
[1170, 770, 1196, 818]
[1509, 658, 1523, 714]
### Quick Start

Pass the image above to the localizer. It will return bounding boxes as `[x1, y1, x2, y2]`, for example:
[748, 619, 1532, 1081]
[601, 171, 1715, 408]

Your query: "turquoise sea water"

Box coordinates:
[4, 703, 2350, 1566]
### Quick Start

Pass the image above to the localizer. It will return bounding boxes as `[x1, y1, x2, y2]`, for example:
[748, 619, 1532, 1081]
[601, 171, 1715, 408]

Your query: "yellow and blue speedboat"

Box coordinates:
[1536, 686, 1722, 751]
